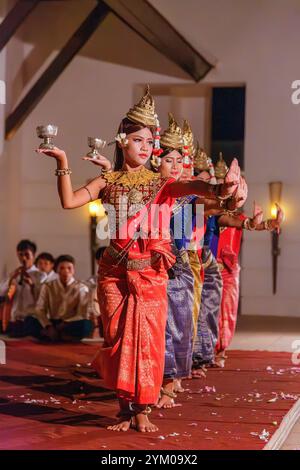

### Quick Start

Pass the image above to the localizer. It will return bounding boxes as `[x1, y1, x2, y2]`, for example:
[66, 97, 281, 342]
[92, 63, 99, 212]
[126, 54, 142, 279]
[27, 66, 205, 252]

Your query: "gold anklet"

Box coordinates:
[160, 387, 177, 399]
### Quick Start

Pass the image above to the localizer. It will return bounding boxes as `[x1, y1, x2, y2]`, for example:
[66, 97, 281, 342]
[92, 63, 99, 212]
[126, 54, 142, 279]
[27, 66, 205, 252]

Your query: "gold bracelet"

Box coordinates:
[248, 219, 256, 230]
[101, 168, 112, 174]
[224, 209, 239, 216]
[242, 218, 248, 229]
[243, 217, 255, 230]
[215, 184, 232, 201]
[55, 168, 72, 176]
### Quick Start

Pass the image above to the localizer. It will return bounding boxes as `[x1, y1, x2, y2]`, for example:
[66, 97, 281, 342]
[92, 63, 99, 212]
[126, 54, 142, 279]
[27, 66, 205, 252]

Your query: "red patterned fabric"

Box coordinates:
[92, 178, 176, 404]
[216, 214, 246, 351]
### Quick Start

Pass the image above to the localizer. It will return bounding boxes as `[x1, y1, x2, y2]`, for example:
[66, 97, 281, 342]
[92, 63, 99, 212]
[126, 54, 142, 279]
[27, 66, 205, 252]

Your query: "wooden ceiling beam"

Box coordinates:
[6, 2, 110, 140]
[0, 0, 40, 52]
[101, 0, 214, 82]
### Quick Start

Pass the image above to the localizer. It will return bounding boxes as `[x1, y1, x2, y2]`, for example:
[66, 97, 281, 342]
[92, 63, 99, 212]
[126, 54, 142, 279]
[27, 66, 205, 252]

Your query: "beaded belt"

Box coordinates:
[201, 251, 213, 270]
[217, 262, 225, 272]
[177, 248, 190, 265]
[106, 245, 161, 271]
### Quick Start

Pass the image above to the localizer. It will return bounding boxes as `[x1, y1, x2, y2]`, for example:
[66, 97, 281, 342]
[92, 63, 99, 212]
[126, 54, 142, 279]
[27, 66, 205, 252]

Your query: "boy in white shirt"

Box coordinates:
[27, 255, 93, 342]
[0, 239, 44, 336]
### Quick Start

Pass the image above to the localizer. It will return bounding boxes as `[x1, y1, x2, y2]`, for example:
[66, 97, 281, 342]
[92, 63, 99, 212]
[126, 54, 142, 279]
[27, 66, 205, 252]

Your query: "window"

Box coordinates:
[211, 86, 245, 170]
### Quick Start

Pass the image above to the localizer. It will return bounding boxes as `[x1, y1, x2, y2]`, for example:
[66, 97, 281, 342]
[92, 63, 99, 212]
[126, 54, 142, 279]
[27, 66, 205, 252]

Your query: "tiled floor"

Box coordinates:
[232, 315, 300, 450]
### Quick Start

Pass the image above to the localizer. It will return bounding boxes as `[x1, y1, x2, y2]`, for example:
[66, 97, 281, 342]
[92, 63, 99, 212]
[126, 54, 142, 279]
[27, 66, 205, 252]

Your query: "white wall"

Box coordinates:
[1, 0, 300, 315]
[0, 0, 189, 280]
[150, 0, 300, 317]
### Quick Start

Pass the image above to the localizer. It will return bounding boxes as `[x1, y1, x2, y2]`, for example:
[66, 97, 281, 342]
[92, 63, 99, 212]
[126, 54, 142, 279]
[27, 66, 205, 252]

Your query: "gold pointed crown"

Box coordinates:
[182, 119, 195, 157]
[126, 85, 157, 127]
[214, 152, 229, 179]
[193, 142, 211, 171]
[160, 112, 184, 150]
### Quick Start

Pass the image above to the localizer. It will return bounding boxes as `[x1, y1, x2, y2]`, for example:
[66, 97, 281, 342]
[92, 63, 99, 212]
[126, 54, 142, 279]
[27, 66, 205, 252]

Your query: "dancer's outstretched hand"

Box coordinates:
[82, 154, 112, 171]
[219, 158, 240, 199]
[252, 201, 264, 225]
[35, 146, 66, 162]
[248, 201, 263, 228]
[230, 176, 248, 208]
[269, 203, 285, 234]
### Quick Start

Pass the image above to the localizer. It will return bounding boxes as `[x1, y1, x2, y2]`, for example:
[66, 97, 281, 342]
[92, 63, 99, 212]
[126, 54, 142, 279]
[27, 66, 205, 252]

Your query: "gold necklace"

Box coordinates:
[103, 167, 160, 189]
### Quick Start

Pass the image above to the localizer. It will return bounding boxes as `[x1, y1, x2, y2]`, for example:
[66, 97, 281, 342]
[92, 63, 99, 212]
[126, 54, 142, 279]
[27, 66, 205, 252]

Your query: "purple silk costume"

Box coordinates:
[164, 197, 195, 379]
[193, 217, 223, 367]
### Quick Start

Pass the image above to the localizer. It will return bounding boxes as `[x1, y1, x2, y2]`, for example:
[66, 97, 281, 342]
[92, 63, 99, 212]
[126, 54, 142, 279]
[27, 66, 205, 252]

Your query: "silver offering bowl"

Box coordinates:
[87, 137, 106, 159]
[36, 125, 58, 150]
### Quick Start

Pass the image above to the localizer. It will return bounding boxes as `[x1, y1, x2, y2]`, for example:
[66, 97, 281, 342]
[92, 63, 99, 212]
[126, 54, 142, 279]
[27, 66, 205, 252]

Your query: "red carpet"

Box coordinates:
[0, 340, 299, 450]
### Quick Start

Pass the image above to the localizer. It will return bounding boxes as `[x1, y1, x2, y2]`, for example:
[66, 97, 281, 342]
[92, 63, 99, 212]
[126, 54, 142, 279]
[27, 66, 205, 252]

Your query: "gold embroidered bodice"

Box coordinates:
[99, 168, 169, 229]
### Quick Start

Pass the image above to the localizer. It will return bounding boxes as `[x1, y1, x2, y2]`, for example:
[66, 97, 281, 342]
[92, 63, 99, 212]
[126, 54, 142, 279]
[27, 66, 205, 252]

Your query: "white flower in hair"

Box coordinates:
[115, 133, 129, 146]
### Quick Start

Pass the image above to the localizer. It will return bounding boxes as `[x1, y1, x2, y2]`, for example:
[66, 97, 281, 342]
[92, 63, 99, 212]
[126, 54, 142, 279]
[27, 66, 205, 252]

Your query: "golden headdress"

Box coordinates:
[160, 112, 184, 150]
[193, 143, 211, 171]
[214, 152, 229, 179]
[182, 119, 195, 158]
[126, 85, 157, 127]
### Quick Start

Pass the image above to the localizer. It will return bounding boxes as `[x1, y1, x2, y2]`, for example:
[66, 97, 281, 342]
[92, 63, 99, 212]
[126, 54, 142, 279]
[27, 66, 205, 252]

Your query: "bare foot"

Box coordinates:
[191, 368, 206, 379]
[132, 414, 158, 432]
[213, 351, 227, 368]
[174, 378, 185, 393]
[157, 394, 175, 408]
[213, 357, 226, 368]
[156, 382, 177, 408]
[107, 418, 131, 432]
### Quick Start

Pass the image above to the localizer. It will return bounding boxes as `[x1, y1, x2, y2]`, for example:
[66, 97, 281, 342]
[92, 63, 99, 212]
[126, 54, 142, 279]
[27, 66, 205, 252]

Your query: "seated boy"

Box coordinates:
[35, 252, 57, 283]
[26, 255, 93, 342]
[0, 239, 44, 336]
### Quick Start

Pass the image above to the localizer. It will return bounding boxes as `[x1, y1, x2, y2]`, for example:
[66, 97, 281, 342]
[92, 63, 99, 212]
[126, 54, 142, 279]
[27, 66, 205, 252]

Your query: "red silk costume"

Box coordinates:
[216, 214, 246, 352]
[92, 170, 176, 404]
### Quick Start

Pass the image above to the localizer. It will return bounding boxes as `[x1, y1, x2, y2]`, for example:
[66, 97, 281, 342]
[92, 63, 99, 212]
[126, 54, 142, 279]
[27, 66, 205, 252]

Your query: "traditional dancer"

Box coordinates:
[191, 149, 223, 373]
[214, 202, 284, 367]
[191, 149, 249, 373]
[151, 116, 195, 408]
[205, 153, 284, 367]
[36, 86, 243, 432]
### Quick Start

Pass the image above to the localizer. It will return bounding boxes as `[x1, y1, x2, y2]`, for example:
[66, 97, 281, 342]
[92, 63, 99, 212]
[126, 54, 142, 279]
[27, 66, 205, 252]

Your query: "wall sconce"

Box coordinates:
[269, 181, 282, 294]
[88, 200, 105, 276]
